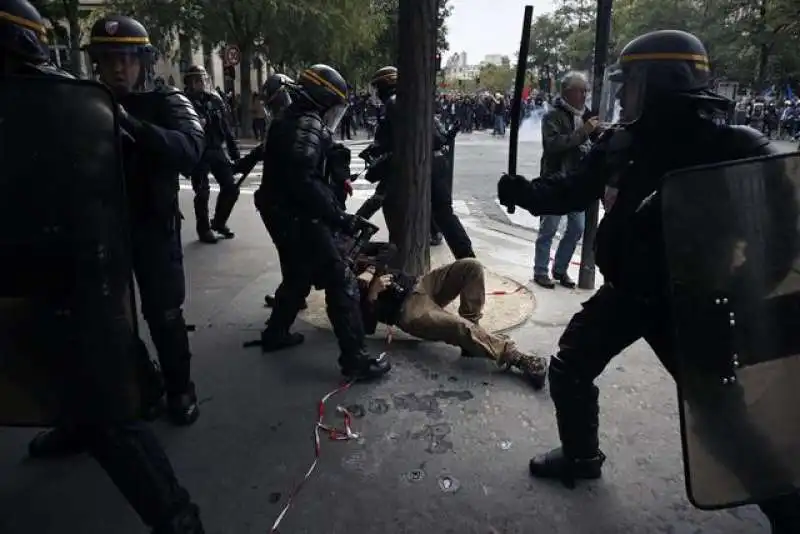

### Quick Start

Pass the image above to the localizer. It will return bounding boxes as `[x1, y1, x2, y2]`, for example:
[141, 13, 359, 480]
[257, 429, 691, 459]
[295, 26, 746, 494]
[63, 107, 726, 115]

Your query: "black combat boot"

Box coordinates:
[149, 313, 199, 426]
[28, 427, 84, 458]
[210, 188, 239, 239]
[152, 504, 205, 534]
[210, 222, 234, 239]
[166, 381, 200, 426]
[256, 329, 305, 351]
[339, 350, 391, 381]
[194, 196, 217, 244]
[529, 357, 605, 488]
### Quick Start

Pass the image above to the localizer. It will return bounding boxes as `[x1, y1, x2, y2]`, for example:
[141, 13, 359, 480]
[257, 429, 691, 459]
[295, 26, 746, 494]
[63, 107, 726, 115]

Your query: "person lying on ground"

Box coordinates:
[356, 256, 547, 389]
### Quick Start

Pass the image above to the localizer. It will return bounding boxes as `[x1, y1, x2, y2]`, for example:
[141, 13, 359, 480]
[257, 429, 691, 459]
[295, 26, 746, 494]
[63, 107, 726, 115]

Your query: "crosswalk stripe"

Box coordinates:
[180, 145, 471, 217]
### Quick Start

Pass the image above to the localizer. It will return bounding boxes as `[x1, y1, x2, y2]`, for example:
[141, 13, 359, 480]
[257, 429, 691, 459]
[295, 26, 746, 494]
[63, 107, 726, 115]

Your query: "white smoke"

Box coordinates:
[518, 104, 548, 142]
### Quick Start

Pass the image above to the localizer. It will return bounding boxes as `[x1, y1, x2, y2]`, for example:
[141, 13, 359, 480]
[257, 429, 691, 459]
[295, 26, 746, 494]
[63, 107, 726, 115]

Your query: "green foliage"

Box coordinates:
[477, 64, 515, 93]
[530, 0, 800, 88]
[102, 0, 453, 87]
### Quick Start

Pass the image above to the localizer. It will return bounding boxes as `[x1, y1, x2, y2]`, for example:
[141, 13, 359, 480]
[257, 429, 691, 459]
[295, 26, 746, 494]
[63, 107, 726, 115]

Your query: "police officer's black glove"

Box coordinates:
[338, 213, 379, 241]
[337, 212, 363, 236]
[498, 173, 528, 214]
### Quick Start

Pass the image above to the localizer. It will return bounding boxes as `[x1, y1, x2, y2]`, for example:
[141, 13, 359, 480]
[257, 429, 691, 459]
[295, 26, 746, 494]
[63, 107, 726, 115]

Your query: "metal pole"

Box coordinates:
[577, 0, 613, 290]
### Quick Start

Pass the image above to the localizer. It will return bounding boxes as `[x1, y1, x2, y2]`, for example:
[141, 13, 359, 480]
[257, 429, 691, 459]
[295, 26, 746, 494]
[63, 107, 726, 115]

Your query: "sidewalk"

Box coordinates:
[0, 190, 769, 534]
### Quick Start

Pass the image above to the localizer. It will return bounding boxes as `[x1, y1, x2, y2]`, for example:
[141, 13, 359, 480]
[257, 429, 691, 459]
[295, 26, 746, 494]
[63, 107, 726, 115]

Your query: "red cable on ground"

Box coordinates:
[269, 283, 526, 530]
[486, 285, 524, 296]
[270, 380, 359, 533]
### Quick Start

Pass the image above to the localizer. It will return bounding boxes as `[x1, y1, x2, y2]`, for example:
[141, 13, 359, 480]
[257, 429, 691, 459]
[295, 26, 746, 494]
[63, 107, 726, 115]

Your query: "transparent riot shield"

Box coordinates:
[0, 76, 143, 426]
[662, 152, 800, 509]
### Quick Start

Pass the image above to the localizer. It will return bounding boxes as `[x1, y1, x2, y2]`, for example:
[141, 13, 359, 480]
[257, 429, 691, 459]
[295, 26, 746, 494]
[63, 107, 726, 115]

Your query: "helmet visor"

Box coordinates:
[266, 87, 292, 113]
[323, 103, 348, 131]
[187, 71, 210, 92]
[598, 63, 646, 124]
[92, 48, 155, 94]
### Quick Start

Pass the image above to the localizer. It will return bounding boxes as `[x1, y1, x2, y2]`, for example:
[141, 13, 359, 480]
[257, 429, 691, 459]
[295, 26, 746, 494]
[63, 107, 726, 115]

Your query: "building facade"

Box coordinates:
[47, 0, 264, 93]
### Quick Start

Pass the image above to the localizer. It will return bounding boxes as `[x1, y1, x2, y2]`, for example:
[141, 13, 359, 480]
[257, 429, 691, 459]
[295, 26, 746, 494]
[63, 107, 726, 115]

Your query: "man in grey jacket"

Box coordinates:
[533, 72, 598, 288]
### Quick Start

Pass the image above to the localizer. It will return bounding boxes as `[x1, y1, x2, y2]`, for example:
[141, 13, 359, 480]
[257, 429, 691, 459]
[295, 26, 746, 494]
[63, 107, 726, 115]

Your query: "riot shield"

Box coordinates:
[662, 152, 800, 509]
[0, 76, 144, 426]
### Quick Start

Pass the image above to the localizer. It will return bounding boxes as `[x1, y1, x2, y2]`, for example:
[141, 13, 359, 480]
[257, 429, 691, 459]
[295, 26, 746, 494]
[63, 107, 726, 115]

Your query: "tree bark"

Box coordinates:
[239, 45, 253, 139]
[202, 38, 215, 80]
[384, 0, 437, 276]
[63, 0, 84, 77]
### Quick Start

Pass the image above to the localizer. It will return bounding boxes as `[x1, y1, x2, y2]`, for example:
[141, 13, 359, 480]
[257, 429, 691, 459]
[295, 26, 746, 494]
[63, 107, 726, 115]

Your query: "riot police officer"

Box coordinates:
[498, 30, 800, 531]
[185, 64, 241, 243]
[253, 64, 391, 381]
[232, 72, 295, 180]
[87, 15, 202, 426]
[0, 2, 205, 532]
[235, 73, 309, 310]
[362, 65, 474, 257]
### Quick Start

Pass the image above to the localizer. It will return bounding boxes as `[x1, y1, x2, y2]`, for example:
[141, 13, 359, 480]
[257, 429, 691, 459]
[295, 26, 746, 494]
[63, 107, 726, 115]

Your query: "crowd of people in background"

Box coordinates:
[731, 96, 800, 141]
[436, 91, 554, 135]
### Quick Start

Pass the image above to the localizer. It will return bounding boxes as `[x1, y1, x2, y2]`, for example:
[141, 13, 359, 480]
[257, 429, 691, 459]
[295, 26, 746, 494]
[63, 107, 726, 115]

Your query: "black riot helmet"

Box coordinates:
[261, 73, 293, 115]
[370, 65, 397, 102]
[183, 64, 209, 93]
[295, 64, 349, 130]
[86, 15, 156, 94]
[599, 30, 728, 124]
[0, 0, 49, 64]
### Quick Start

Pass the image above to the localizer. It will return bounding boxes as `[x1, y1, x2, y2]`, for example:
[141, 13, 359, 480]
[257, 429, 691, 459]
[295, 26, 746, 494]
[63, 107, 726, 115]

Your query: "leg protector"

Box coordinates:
[146, 309, 192, 396]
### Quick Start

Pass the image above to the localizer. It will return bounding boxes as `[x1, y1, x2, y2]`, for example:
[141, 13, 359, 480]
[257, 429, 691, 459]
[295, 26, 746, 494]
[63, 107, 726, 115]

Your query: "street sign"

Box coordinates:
[224, 45, 240, 67]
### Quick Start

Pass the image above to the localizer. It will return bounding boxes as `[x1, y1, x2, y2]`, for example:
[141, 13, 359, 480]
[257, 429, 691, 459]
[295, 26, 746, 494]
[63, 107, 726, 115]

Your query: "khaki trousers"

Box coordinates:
[397, 258, 509, 360]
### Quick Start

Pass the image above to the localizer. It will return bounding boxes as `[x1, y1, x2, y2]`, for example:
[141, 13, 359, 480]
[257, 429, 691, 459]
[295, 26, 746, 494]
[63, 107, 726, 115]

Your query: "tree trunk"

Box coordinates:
[179, 34, 192, 72]
[384, 0, 436, 276]
[202, 38, 215, 80]
[239, 45, 253, 139]
[64, 0, 84, 77]
[755, 0, 769, 88]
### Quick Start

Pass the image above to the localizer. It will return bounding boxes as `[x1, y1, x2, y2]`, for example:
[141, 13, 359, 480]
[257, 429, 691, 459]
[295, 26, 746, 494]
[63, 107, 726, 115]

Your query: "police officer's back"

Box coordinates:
[184, 65, 241, 243]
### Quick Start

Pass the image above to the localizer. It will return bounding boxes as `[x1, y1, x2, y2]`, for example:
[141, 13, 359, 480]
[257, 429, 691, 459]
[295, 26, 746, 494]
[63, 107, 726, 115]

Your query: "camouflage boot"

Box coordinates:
[498, 343, 547, 390]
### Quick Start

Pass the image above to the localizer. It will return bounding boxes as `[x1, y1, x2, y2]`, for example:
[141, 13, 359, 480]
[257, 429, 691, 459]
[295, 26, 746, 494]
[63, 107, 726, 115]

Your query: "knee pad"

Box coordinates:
[318, 262, 359, 300]
[147, 308, 185, 329]
[548, 354, 598, 402]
